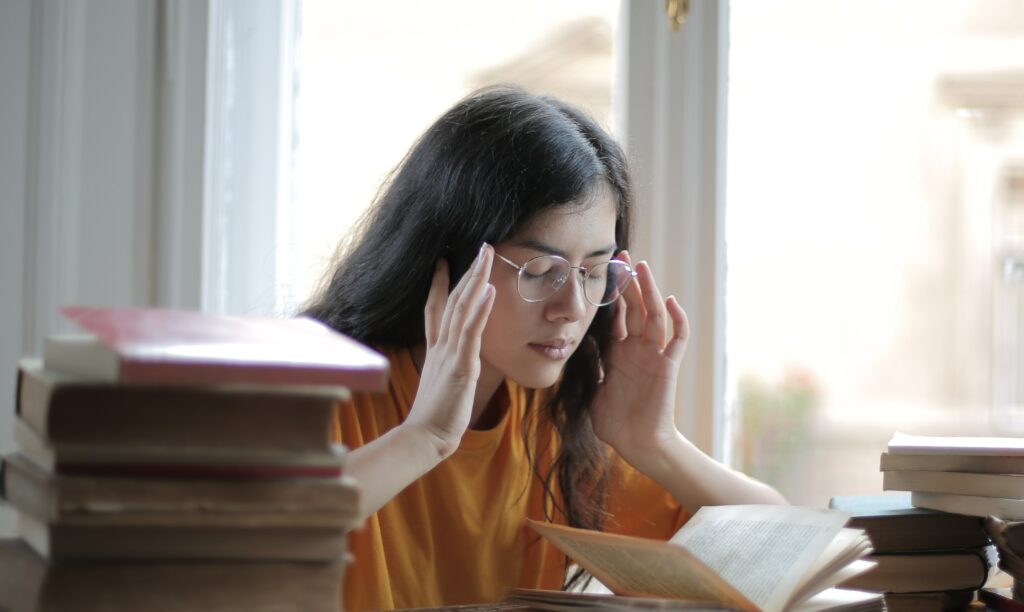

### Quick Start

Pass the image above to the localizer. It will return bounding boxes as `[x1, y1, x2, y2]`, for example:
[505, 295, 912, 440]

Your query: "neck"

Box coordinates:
[410, 345, 506, 429]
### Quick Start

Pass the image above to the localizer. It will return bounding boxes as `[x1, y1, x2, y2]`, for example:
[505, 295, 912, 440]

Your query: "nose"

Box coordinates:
[545, 269, 588, 322]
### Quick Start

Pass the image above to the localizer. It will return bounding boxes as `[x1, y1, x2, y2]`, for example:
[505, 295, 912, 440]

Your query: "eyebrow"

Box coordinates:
[511, 238, 617, 259]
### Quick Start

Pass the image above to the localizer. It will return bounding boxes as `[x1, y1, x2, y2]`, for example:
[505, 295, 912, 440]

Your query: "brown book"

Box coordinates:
[527, 505, 879, 612]
[827, 494, 988, 553]
[1, 453, 361, 528]
[881, 589, 975, 612]
[17, 512, 350, 561]
[13, 418, 348, 478]
[839, 548, 991, 593]
[0, 538, 345, 612]
[17, 359, 347, 454]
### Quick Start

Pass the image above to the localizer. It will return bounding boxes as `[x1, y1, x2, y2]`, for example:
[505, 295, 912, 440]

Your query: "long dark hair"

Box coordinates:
[305, 85, 633, 585]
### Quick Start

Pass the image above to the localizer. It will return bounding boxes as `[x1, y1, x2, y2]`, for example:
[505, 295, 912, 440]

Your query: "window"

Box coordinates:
[280, 1, 621, 315]
[725, 1, 1024, 505]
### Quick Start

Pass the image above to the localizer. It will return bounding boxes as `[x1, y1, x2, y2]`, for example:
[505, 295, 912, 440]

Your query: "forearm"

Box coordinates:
[345, 423, 449, 523]
[629, 431, 788, 511]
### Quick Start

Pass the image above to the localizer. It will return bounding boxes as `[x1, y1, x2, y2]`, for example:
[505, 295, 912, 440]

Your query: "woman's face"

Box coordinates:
[481, 190, 619, 389]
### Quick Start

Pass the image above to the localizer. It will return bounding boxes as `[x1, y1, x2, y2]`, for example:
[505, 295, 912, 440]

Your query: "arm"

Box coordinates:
[346, 246, 496, 522]
[591, 253, 787, 512]
[626, 430, 788, 510]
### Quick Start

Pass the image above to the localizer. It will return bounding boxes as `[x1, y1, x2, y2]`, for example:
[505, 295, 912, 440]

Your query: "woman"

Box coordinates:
[305, 85, 786, 611]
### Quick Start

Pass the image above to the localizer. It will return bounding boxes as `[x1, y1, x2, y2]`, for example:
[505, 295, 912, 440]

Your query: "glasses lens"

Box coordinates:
[519, 256, 570, 301]
[586, 261, 634, 306]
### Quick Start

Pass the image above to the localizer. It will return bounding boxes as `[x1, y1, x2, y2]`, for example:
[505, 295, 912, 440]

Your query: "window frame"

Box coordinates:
[617, 0, 730, 459]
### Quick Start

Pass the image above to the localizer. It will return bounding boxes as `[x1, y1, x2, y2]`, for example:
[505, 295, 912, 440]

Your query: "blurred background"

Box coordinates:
[286, 0, 1024, 505]
[2, 1, 1023, 533]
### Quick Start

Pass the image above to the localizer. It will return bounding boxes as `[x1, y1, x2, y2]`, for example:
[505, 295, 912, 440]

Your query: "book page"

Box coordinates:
[670, 506, 848, 612]
[786, 528, 872, 606]
[528, 521, 758, 612]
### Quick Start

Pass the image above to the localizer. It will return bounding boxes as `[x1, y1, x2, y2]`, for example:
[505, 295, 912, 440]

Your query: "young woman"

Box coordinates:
[305, 85, 786, 611]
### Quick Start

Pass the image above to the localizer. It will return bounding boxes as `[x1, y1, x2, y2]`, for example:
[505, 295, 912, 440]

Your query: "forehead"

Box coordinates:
[514, 189, 618, 248]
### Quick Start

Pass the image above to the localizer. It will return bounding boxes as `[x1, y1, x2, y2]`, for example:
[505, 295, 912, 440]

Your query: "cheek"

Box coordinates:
[481, 286, 528, 349]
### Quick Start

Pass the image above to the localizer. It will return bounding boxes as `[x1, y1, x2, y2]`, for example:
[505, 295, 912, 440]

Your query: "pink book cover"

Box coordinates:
[58, 306, 389, 391]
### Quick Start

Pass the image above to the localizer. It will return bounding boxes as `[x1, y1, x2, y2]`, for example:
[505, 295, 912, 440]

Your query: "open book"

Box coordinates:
[524, 505, 879, 612]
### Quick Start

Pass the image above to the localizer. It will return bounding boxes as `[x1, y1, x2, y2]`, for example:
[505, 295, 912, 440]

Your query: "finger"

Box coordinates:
[618, 251, 646, 338]
[457, 283, 496, 362]
[664, 295, 690, 363]
[636, 261, 669, 347]
[612, 295, 628, 341]
[446, 244, 494, 341]
[424, 259, 449, 347]
[439, 244, 490, 344]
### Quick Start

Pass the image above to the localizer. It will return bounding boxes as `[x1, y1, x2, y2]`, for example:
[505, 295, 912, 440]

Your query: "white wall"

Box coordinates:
[0, 0, 209, 536]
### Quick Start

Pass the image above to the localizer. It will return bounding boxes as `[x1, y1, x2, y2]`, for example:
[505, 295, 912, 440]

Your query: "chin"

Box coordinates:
[499, 356, 568, 390]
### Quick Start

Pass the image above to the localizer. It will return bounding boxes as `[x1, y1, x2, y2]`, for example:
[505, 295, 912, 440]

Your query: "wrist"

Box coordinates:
[396, 420, 461, 464]
[616, 430, 686, 481]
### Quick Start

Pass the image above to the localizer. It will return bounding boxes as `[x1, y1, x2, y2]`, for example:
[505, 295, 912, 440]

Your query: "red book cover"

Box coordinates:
[47, 306, 389, 390]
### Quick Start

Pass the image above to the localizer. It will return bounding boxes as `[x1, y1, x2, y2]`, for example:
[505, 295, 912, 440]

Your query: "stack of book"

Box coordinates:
[829, 493, 991, 611]
[878, 432, 1024, 610]
[0, 306, 389, 612]
[882, 432, 1024, 522]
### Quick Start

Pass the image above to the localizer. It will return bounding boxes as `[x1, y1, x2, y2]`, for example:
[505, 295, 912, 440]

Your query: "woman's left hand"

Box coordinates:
[590, 251, 690, 468]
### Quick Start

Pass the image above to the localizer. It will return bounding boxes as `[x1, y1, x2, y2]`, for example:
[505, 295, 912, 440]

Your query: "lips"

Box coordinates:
[528, 338, 575, 360]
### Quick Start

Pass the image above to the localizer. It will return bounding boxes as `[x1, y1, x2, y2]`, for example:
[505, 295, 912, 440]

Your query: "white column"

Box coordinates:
[616, 0, 729, 458]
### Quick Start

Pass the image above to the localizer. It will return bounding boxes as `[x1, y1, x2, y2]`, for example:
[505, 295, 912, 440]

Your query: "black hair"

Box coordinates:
[304, 84, 633, 588]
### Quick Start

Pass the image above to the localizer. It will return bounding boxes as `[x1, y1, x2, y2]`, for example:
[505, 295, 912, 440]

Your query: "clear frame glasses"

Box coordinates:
[494, 252, 637, 307]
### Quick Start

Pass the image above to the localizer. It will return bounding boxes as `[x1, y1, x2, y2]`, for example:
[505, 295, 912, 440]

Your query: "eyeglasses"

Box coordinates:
[494, 252, 637, 307]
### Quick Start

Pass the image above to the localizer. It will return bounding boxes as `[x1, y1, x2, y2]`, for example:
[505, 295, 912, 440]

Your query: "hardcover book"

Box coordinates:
[827, 494, 988, 553]
[1, 453, 361, 529]
[838, 548, 992, 593]
[17, 359, 346, 454]
[44, 306, 389, 390]
[0, 538, 346, 612]
[17, 512, 351, 562]
[881, 589, 976, 612]
[14, 418, 348, 479]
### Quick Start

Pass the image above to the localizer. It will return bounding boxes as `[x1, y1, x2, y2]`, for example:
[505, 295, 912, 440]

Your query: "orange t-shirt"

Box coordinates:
[333, 349, 689, 611]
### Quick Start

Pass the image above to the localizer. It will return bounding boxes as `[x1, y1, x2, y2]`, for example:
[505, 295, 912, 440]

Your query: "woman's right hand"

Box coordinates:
[402, 244, 495, 458]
